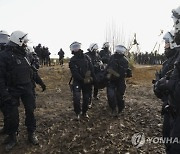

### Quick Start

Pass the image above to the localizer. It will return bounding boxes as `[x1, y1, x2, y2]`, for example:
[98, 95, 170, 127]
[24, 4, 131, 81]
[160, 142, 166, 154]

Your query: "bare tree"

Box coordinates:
[105, 20, 133, 52]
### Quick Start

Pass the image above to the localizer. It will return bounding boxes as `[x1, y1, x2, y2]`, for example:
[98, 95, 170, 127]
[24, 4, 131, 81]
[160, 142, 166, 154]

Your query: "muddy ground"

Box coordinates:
[0, 64, 165, 154]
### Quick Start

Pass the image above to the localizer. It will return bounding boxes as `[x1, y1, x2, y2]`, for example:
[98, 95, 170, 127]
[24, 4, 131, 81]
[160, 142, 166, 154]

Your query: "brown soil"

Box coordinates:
[0, 64, 165, 154]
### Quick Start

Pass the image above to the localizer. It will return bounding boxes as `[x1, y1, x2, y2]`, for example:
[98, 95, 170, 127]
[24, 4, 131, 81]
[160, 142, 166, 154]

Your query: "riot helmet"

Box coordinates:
[102, 42, 110, 49]
[163, 30, 177, 58]
[0, 30, 9, 44]
[10, 30, 29, 47]
[163, 30, 177, 49]
[172, 6, 180, 45]
[70, 41, 81, 53]
[89, 43, 98, 52]
[115, 45, 127, 55]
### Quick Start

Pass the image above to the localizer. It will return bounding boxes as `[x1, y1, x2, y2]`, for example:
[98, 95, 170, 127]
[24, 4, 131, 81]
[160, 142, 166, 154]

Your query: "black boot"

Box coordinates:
[5, 134, 17, 152]
[28, 132, 39, 145]
[112, 109, 118, 117]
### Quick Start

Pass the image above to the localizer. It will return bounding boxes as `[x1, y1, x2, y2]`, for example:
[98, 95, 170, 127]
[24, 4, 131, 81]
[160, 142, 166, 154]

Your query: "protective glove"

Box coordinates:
[107, 68, 120, 78]
[84, 77, 93, 84]
[40, 84, 46, 92]
[106, 73, 111, 80]
[157, 77, 169, 91]
[164, 105, 177, 118]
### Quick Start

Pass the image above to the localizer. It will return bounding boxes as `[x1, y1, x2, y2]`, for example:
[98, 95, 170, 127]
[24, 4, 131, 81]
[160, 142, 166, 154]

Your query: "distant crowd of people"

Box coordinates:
[32, 45, 65, 67]
[127, 51, 166, 65]
[33, 44, 51, 66]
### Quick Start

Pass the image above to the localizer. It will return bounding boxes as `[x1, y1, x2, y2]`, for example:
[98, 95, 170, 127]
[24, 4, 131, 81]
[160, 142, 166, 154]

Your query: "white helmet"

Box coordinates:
[0, 30, 9, 44]
[115, 45, 127, 55]
[70, 41, 81, 52]
[10, 30, 29, 46]
[163, 30, 177, 49]
[172, 6, 180, 33]
[89, 43, 98, 52]
[102, 42, 110, 48]
[0, 30, 9, 36]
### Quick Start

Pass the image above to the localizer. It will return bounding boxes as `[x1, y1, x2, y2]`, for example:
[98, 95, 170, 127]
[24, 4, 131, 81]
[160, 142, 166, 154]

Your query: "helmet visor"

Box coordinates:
[0, 35, 9, 44]
[70, 43, 81, 52]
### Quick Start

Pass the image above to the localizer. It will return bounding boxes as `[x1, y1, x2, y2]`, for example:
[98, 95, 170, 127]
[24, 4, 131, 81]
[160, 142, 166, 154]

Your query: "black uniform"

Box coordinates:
[153, 48, 178, 152]
[58, 48, 65, 66]
[99, 47, 111, 64]
[0, 44, 36, 136]
[155, 46, 180, 153]
[27, 51, 46, 96]
[69, 50, 95, 116]
[106, 53, 131, 115]
[85, 50, 102, 100]
[0, 43, 8, 134]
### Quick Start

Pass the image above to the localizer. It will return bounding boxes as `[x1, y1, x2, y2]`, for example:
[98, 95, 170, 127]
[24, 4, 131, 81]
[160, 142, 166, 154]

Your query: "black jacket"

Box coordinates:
[107, 53, 129, 79]
[85, 50, 102, 73]
[99, 48, 111, 64]
[69, 50, 95, 83]
[0, 45, 32, 100]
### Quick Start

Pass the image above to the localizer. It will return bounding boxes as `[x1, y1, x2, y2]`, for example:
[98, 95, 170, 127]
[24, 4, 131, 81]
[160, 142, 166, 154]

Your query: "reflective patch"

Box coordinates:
[76, 86, 79, 89]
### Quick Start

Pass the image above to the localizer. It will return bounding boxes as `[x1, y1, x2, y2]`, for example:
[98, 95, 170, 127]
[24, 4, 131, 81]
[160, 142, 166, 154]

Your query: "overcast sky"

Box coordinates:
[0, 0, 180, 58]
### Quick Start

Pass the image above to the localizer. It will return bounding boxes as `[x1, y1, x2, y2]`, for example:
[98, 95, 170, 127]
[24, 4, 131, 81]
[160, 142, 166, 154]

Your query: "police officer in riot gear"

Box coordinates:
[0, 30, 9, 51]
[86, 43, 103, 101]
[99, 42, 111, 65]
[153, 30, 179, 153]
[154, 6, 180, 153]
[69, 41, 96, 119]
[0, 31, 39, 151]
[106, 45, 132, 117]
[0, 30, 10, 135]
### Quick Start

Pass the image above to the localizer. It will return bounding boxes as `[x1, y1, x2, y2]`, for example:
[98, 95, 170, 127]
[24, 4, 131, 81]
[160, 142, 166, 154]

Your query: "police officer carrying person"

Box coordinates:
[153, 30, 179, 153]
[99, 42, 111, 65]
[154, 6, 180, 153]
[0, 30, 10, 135]
[85, 43, 103, 101]
[69, 41, 96, 120]
[0, 31, 39, 151]
[106, 45, 132, 117]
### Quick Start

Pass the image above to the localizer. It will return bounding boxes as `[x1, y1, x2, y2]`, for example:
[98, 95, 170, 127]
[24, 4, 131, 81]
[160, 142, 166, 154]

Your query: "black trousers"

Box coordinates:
[4, 83, 36, 134]
[168, 115, 180, 154]
[2, 103, 19, 135]
[107, 79, 126, 112]
[72, 81, 92, 115]
[162, 112, 171, 152]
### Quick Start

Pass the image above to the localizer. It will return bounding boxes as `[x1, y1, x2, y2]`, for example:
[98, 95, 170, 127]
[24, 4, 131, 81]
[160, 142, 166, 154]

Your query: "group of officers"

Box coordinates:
[153, 5, 180, 154]
[1, 6, 180, 154]
[33, 44, 51, 67]
[132, 51, 166, 65]
[69, 41, 132, 119]
[0, 30, 132, 152]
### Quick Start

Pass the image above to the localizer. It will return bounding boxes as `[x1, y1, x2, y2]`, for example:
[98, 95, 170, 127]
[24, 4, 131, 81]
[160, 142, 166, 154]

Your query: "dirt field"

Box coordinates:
[0, 64, 165, 154]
